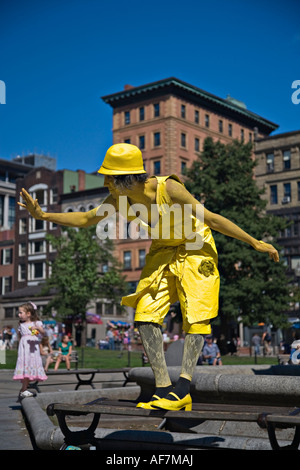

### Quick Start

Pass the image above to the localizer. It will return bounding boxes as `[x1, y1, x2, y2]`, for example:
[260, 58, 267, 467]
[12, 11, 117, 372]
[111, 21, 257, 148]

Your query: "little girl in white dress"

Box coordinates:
[13, 302, 47, 398]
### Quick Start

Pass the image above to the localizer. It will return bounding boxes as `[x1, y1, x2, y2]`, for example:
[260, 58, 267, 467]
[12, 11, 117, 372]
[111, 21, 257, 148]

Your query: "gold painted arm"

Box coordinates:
[165, 179, 279, 262]
[18, 188, 116, 228]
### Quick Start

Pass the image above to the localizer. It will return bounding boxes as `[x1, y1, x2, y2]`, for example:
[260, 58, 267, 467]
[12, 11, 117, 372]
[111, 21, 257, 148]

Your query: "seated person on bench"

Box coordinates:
[54, 335, 73, 370]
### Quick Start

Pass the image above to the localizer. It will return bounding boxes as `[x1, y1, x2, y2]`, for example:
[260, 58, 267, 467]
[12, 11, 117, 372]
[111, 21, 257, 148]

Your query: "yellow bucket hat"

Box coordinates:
[98, 143, 146, 175]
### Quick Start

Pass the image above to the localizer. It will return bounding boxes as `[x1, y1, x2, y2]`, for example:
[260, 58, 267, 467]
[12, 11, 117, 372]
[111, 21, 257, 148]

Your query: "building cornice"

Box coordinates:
[102, 77, 279, 135]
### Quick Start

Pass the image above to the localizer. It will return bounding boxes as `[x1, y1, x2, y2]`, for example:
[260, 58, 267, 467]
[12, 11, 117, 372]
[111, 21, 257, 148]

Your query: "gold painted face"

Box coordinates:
[104, 175, 116, 193]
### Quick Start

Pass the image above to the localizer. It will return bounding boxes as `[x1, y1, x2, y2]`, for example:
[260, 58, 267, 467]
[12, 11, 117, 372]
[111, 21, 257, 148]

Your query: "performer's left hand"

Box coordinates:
[254, 240, 279, 262]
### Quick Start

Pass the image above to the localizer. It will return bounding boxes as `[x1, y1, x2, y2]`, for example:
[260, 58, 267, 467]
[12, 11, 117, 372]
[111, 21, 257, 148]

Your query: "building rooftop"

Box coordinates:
[102, 77, 279, 135]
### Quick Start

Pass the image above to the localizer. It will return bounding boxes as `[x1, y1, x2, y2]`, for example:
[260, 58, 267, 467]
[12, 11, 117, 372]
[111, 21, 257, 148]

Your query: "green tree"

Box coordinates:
[42, 226, 128, 345]
[185, 137, 290, 332]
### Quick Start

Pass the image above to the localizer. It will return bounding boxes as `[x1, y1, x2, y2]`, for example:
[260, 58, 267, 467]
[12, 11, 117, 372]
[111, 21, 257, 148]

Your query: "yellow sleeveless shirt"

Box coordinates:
[120, 175, 220, 324]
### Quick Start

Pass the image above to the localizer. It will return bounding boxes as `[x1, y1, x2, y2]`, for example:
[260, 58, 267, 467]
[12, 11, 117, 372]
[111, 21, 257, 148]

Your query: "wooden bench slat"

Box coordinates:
[47, 401, 299, 425]
[46, 367, 131, 375]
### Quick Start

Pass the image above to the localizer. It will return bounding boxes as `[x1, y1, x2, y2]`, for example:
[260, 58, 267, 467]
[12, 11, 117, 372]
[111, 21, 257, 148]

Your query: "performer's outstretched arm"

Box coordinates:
[166, 179, 279, 262]
[18, 188, 117, 228]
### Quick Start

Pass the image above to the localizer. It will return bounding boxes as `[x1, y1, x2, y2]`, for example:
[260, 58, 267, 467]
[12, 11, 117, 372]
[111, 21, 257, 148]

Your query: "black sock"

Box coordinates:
[153, 385, 173, 400]
[168, 377, 191, 400]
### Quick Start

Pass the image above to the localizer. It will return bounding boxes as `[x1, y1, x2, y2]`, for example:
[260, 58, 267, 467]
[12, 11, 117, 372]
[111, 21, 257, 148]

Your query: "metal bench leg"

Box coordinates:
[267, 423, 300, 450]
[55, 410, 100, 449]
[29, 380, 41, 393]
[75, 373, 96, 390]
[122, 371, 129, 387]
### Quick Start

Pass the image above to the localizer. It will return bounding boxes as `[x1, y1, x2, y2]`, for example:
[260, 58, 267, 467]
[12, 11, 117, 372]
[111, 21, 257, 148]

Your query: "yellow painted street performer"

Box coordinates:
[19, 143, 279, 412]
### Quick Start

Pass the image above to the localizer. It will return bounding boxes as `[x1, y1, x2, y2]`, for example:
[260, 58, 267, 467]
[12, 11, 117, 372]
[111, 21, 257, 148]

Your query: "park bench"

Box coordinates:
[47, 398, 300, 450]
[30, 367, 131, 392]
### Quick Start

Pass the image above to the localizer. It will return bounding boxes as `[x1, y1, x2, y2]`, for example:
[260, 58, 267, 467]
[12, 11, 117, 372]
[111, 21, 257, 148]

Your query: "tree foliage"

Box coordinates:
[185, 137, 290, 329]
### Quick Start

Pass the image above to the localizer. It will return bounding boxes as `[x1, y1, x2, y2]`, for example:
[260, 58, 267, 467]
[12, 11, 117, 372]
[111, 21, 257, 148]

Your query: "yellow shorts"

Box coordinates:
[134, 268, 211, 334]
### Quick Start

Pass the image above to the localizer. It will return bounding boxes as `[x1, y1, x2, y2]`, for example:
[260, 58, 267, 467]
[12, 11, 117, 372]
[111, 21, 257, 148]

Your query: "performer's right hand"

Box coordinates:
[18, 188, 45, 220]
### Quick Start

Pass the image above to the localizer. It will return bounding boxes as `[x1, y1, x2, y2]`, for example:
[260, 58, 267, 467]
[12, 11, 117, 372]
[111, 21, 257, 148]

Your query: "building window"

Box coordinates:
[29, 240, 46, 255]
[128, 281, 138, 294]
[181, 161, 187, 174]
[50, 188, 58, 204]
[30, 261, 45, 279]
[297, 182, 300, 201]
[249, 132, 253, 142]
[4, 307, 14, 318]
[139, 135, 145, 149]
[0, 195, 4, 226]
[219, 120, 223, 133]
[1, 248, 13, 265]
[104, 303, 114, 315]
[154, 103, 160, 117]
[194, 109, 199, 124]
[139, 107, 145, 121]
[181, 104, 186, 118]
[154, 132, 161, 147]
[123, 251, 132, 270]
[1, 276, 12, 294]
[228, 123, 232, 137]
[35, 189, 46, 206]
[270, 185, 278, 205]
[283, 150, 291, 170]
[181, 133, 186, 148]
[283, 183, 291, 203]
[139, 249, 146, 268]
[205, 114, 210, 128]
[153, 161, 161, 175]
[8, 197, 15, 228]
[240, 129, 244, 142]
[31, 218, 45, 232]
[124, 138, 131, 144]
[19, 218, 27, 234]
[19, 243, 26, 256]
[49, 222, 57, 230]
[194, 137, 200, 152]
[293, 221, 299, 237]
[18, 264, 26, 282]
[266, 153, 274, 172]
[124, 111, 130, 125]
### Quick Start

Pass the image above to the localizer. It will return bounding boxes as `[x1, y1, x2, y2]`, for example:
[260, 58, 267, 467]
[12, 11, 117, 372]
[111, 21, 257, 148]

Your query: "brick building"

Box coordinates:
[0, 158, 45, 297]
[254, 130, 300, 277]
[14, 166, 63, 291]
[0, 165, 106, 333]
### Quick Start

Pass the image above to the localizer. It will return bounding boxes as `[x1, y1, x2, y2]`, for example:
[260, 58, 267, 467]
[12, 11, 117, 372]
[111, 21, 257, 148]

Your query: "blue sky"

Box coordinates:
[0, 0, 299, 173]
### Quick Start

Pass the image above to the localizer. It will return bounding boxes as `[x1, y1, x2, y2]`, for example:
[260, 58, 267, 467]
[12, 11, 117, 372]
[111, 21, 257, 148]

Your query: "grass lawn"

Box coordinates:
[0, 347, 145, 370]
[221, 355, 277, 366]
[0, 347, 277, 370]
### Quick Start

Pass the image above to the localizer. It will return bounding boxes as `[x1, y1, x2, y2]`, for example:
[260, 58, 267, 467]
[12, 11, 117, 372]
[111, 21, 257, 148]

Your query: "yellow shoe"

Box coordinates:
[152, 392, 192, 411]
[136, 394, 161, 409]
